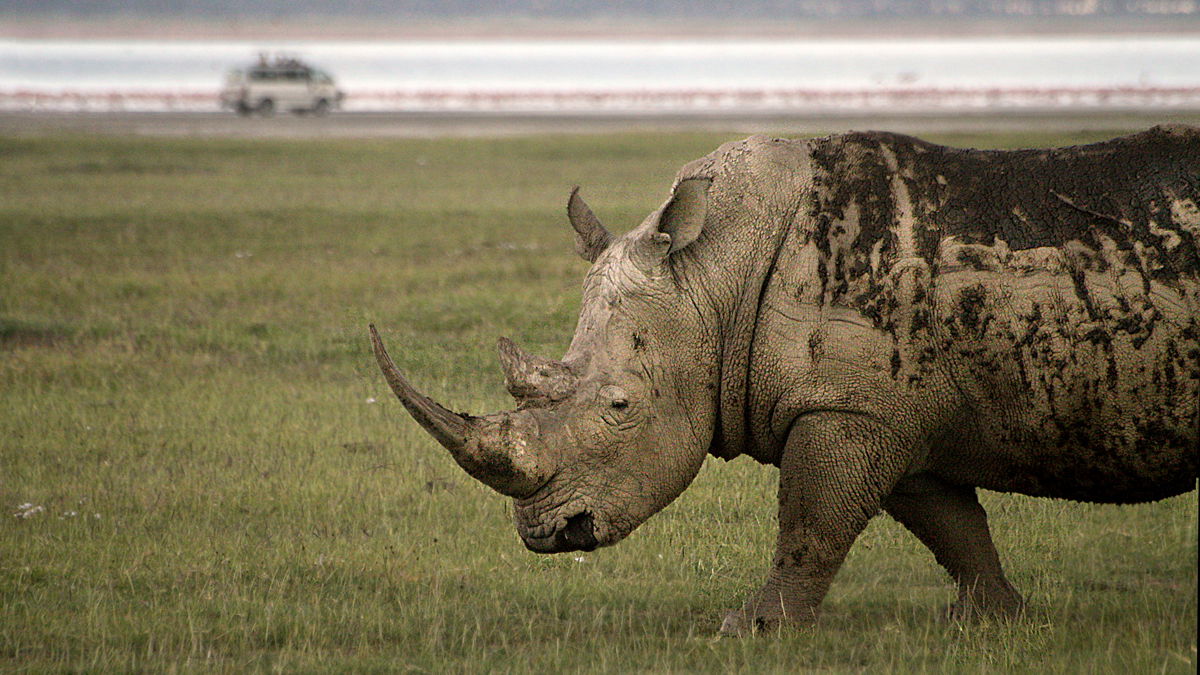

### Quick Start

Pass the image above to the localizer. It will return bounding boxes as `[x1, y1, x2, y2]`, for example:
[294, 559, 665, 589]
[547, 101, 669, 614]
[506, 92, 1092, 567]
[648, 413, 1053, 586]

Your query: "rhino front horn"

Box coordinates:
[369, 325, 548, 498]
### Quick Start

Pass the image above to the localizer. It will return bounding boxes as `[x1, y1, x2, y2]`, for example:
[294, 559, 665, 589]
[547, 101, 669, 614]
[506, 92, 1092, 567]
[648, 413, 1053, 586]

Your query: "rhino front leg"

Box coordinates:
[720, 412, 912, 635]
[883, 475, 1024, 620]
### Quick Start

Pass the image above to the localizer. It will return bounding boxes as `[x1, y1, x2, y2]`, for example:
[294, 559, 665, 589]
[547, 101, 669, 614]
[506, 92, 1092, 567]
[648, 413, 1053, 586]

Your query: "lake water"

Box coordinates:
[2, 36, 1199, 111]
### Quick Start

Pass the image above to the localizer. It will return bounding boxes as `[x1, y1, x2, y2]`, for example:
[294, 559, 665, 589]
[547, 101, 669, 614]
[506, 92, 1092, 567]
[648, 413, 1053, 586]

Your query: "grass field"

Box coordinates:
[1, 127, 1196, 673]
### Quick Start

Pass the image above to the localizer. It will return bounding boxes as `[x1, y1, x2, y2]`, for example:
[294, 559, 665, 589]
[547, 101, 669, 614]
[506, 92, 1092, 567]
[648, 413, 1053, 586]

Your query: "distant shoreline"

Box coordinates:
[2, 110, 1197, 140]
[8, 87, 1200, 115]
[5, 14, 1200, 41]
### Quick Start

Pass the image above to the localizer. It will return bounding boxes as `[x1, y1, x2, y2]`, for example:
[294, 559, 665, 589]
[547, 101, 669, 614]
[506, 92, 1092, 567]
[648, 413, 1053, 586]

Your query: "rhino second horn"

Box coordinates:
[369, 325, 547, 498]
[497, 337, 577, 403]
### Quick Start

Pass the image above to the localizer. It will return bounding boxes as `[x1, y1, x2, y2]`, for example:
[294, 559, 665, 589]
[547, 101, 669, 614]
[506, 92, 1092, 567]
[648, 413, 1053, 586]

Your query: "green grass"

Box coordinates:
[1, 127, 1195, 673]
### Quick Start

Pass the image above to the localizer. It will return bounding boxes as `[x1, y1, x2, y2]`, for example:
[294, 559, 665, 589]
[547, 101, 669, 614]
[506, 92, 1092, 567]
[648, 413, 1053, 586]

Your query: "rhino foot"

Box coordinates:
[718, 598, 818, 637]
[719, 609, 772, 637]
[718, 610, 745, 636]
[945, 579, 1026, 623]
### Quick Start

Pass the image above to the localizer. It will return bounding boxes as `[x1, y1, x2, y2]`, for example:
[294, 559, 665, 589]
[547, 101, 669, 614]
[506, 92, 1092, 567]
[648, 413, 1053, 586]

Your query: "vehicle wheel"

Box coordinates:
[257, 99, 275, 116]
[312, 99, 330, 116]
[235, 101, 253, 116]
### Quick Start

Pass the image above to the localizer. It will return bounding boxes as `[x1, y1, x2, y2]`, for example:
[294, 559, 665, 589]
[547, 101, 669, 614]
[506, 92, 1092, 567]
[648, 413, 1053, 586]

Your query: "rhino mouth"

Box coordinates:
[521, 510, 599, 553]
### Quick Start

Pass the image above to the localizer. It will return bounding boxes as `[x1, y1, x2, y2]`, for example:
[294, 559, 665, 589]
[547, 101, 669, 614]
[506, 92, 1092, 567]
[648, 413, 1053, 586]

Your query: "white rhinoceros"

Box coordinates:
[371, 126, 1199, 634]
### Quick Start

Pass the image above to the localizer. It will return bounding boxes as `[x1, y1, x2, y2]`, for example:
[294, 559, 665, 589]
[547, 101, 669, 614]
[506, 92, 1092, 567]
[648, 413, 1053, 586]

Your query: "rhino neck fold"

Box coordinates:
[666, 176, 803, 466]
[711, 212, 796, 465]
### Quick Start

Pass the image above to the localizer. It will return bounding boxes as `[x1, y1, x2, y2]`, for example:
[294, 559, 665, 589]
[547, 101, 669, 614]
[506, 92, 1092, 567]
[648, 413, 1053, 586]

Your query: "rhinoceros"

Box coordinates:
[370, 125, 1199, 634]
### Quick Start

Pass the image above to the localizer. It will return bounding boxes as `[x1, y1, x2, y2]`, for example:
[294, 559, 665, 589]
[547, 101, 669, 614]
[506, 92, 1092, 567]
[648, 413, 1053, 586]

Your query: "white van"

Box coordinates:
[220, 56, 344, 116]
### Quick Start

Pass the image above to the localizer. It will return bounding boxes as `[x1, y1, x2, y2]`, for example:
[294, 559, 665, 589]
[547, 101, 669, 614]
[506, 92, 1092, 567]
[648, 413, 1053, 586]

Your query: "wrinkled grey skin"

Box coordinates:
[372, 126, 1199, 634]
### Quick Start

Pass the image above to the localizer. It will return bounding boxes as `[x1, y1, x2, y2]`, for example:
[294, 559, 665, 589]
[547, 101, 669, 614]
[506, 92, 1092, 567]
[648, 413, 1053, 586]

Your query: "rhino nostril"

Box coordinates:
[558, 511, 598, 552]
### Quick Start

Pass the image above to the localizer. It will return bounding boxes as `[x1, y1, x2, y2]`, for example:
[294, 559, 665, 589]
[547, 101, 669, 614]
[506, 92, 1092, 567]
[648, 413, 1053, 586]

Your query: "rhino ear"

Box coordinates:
[657, 178, 710, 253]
[629, 178, 711, 274]
[568, 187, 614, 263]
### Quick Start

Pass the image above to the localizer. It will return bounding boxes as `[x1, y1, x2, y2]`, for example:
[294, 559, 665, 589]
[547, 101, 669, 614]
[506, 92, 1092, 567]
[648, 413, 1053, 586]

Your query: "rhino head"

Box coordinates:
[371, 178, 718, 553]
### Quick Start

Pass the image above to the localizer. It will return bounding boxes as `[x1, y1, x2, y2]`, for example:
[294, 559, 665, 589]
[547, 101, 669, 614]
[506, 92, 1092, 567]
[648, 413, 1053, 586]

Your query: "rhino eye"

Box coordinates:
[598, 385, 630, 411]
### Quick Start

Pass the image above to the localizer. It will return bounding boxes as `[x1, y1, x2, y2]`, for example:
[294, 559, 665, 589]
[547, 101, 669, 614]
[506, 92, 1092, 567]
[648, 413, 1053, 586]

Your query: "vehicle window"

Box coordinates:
[278, 69, 309, 82]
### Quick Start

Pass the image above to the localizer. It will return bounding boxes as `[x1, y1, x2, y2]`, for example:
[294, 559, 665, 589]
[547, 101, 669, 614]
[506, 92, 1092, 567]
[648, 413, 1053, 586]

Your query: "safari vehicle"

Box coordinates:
[220, 55, 343, 116]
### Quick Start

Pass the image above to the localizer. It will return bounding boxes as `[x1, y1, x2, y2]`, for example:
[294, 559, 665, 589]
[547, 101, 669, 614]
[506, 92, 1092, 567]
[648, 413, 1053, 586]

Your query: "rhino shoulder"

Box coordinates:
[678, 134, 814, 182]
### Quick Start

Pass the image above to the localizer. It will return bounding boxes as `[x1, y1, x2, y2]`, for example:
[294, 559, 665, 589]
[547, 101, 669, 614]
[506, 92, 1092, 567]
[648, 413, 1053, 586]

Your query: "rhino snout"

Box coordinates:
[521, 510, 598, 553]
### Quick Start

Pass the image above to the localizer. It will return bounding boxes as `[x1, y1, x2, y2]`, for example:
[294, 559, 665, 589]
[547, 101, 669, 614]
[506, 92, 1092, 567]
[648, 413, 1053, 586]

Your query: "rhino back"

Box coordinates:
[740, 127, 1199, 503]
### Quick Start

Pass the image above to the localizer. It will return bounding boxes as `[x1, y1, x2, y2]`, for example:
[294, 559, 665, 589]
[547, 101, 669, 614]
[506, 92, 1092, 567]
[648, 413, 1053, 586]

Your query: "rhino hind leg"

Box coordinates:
[720, 412, 914, 636]
[883, 475, 1024, 621]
